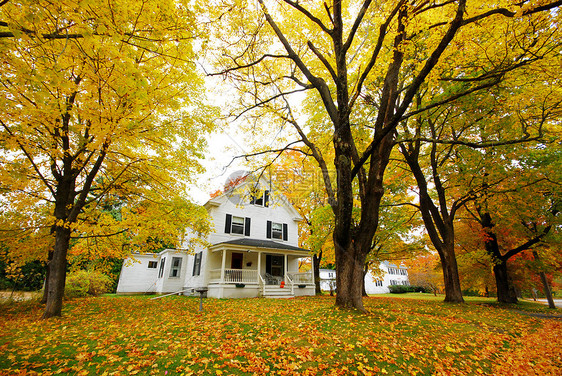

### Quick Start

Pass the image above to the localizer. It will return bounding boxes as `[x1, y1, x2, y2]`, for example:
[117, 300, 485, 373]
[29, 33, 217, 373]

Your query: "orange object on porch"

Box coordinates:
[280, 281, 285, 288]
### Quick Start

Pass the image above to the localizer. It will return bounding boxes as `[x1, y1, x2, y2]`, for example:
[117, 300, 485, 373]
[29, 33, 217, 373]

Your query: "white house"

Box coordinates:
[319, 261, 410, 294]
[117, 174, 315, 298]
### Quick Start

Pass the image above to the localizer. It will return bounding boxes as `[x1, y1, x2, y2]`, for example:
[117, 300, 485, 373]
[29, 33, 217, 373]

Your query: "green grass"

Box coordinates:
[1, 295, 561, 375]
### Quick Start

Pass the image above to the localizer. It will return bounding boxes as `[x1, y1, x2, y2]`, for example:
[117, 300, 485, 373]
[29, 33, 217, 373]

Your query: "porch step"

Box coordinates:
[263, 286, 294, 299]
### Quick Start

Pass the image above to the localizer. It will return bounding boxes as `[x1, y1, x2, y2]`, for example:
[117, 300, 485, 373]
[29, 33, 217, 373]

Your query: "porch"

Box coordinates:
[206, 239, 315, 298]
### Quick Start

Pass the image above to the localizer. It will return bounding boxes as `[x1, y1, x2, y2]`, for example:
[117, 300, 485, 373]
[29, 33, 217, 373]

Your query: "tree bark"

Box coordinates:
[313, 252, 322, 295]
[439, 243, 465, 303]
[493, 259, 518, 304]
[362, 263, 369, 297]
[41, 250, 53, 304]
[533, 251, 556, 309]
[335, 243, 368, 311]
[538, 271, 556, 309]
[42, 227, 71, 318]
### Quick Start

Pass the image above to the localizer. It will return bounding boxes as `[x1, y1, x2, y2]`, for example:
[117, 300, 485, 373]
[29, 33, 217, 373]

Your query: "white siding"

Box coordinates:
[116, 254, 160, 294]
[206, 194, 301, 247]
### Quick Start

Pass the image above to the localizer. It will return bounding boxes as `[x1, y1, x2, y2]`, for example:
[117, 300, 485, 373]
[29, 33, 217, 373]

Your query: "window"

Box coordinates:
[158, 257, 166, 278]
[250, 187, 270, 207]
[271, 222, 283, 239]
[374, 280, 383, 287]
[192, 252, 202, 276]
[148, 261, 158, 269]
[231, 216, 245, 234]
[169, 257, 182, 278]
[267, 221, 288, 241]
[224, 214, 251, 236]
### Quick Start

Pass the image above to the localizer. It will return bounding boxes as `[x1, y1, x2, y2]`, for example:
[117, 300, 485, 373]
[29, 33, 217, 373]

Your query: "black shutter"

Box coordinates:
[245, 217, 251, 236]
[283, 223, 288, 241]
[225, 214, 232, 233]
[264, 190, 270, 207]
[266, 220, 272, 239]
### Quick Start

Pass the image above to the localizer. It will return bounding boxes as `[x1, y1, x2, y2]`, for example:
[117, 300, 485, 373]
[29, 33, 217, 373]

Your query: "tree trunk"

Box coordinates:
[313, 252, 322, 295]
[532, 251, 556, 309]
[42, 227, 71, 319]
[438, 244, 465, 303]
[41, 250, 53, 304]
[493, 259, 518, 304]
[362, 264, 369, 297]
[538, 271, 556, 309]
[334, 242, 368, 311]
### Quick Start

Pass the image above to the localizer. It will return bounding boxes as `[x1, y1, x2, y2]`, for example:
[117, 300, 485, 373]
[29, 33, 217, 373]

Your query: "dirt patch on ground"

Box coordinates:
[0, 290, 41, 301]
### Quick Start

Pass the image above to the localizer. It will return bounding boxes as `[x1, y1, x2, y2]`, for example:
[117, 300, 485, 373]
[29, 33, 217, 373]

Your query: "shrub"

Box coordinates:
[388, 285, 428, 294]
[388, 285, 410, 294]
[65, 270, 112, 299]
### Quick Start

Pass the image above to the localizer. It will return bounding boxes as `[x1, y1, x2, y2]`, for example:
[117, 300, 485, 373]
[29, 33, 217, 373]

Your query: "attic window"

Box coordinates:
[148, 261, 158, 269]
[250, 189, 270, 207]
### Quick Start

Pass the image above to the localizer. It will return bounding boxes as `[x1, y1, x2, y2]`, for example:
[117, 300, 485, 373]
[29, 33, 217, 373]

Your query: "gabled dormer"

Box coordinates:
[203, 173, 302, 247]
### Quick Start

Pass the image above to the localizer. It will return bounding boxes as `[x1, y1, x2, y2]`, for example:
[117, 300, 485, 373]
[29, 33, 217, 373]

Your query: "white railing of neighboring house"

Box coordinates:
[209, 269, 258, 284]
[287, 271, 313, 284]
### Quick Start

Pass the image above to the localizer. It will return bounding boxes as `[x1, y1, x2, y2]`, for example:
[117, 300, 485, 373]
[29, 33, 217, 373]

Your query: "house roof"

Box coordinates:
[203, 173, 303, 222]
[211, 238, 310, 253]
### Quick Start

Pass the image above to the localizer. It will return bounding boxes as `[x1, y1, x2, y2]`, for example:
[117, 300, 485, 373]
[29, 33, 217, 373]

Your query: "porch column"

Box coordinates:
[284, 254, 288, 282]
[257, 251, 261, 283]
[220, 249, 226, 283]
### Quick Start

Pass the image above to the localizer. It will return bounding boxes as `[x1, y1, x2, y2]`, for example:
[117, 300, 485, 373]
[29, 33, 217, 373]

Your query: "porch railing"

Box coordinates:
[287, 271, 313, 284]
[286, 273, 295, 295]
[209, 268, 258, 284]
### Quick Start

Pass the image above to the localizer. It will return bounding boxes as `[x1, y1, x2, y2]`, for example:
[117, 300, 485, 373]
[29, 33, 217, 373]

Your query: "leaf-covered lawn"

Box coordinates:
[1, 295, 560, 375]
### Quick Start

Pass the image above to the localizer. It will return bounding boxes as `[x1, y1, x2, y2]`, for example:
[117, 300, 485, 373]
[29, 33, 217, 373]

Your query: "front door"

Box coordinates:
[266, 255, 284, 278]
[231, 252, 243, 269]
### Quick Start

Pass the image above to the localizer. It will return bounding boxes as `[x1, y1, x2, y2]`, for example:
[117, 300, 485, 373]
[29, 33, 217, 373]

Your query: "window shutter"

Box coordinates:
[225, 214, 232, 233]
[283, 223, 288, 241]
[266, 221, 272, 239]
[264, 190, 270, 207]
[193, 252, 202, 276]
[196, 253, 202, 276]
[245, 217, 251, 236]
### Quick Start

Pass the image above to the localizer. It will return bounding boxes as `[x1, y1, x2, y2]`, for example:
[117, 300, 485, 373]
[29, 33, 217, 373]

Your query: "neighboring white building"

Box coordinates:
[319, 269, 336, 293]
[117, 175, 315, 298]
[319, 262, 410, 295]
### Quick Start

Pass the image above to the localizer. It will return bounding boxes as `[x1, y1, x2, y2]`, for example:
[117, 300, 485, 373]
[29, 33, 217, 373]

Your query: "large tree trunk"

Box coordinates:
[313, 252, 322, 295]
[493, 259, 518, 304]
[438, 244, 464, 303]
[335, 243, 368, 311]
[42, 227, 71, 318]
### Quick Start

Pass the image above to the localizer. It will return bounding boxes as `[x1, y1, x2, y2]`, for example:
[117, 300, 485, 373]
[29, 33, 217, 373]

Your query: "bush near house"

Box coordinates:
[388, 285, 428, 294]
[64, 270, 112, 299]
